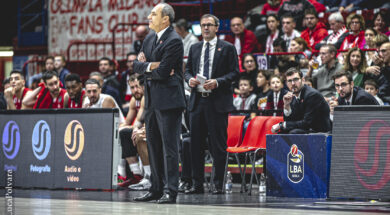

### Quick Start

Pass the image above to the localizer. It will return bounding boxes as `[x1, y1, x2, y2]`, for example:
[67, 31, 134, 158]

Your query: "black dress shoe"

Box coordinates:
[212, 189, 224, 195]
[133, 192, 162, 202]
[185, 186, 204, 194]
[157, 193, 176, 204]
[178, 181, 191, 193]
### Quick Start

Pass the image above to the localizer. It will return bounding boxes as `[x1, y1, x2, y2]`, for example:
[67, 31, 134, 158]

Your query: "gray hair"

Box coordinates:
[158, 3, 175, 24]
[328, 12, 344, 24]
[89, 71, 103, 79]
[200, 14, 220, 27]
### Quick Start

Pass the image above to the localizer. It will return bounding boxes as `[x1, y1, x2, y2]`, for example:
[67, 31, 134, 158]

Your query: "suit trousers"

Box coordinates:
[189, 96, 228, 189]
[144, 108, 182, 196]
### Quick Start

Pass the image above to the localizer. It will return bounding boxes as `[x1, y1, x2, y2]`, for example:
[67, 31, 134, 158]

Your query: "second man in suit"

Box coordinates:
[184, 14, 239, 194]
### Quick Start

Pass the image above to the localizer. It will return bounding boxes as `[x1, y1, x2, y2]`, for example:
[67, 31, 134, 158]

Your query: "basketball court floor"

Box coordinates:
[1, 186, 389, 215]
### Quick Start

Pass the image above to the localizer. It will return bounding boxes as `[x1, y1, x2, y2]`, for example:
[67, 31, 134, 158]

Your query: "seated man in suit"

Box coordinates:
[329, 71, 379, 120]
[271, 67, 332, 134]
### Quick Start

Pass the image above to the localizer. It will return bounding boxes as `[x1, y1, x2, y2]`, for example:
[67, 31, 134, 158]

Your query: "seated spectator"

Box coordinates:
[304, 76, 315, 88]
[301, 8, 328, 51]
[131, 25, 149, 54]
[252, 70, 272, 111]
[372, 10, 390, 36]
[233, 76, 257, 110]
[339, 0, 369, 13]
[63, 73, 86, 108]
[289, 37, 312, 70]
[363, 28, 378, 65]
[28, 56, 55, 88]
[233, 53, 259, 95]
[271, 67, 331, 134]
[22, 71, 67, 109]
[329, 71, 379, 120]
[364, 79, 384, 105]
[120, 52, 137, 113]
[375, 42, 390, 101]
[269, 38, 288, 69]
[315, 12, 349, 50]
[261, 0, 283, 15]
[366, 34, 390, 70]
[174, 18, 199, 63]
[3, 70, 31, 110]
[265, 14, 282, 53]
[306, 44, 342, 98]
[281, 13, 301, 50]
[277, 0, 316, 31]
[83, 78, 125, 123]
[340, 13, 365, 50]
[344, 47, 388, 98]
[0, 78, 10, 110]
[54, 55, 70, 88]
[224, 17, 261, 58]
[98, 57, 122, 107]
[265, 74, 287, 116]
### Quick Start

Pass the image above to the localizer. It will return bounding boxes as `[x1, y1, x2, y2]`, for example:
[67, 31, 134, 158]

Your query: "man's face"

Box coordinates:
[99, 60, 110, 75]
[329, 20, 343, 33]
[379, 43, 390, 64]
[335, 76, 353, 99]
[10, 73, 25, 92]
[230, 18, 244, 35]
[282, 17, 295, 34]
[304, 14, 318, 29]
[148, 4, 166, 32]
[54, 57, 64, 70]
[45, 59, 55, 72]
[239, 80, 253, 97]
[286, 72, 304, 94]
[128, 79, 144, 100]
[365, 84, 378, 97]
[44, 76, 60, 97]
[127, 55, 137, 71]
[319, 46, 334, 65]
[201, 17, 218, 41]
[85, 84, 101, 104]
[65, 80, 82, 100]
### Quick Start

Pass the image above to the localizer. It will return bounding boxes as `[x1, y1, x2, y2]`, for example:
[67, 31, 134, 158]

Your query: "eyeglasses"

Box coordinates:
[335, 82, 349, 89]
[201, 23, 217, 28]
[286, 77, 300, 84]
[127, 60, 134, 63]
[350, 21, 360, 25]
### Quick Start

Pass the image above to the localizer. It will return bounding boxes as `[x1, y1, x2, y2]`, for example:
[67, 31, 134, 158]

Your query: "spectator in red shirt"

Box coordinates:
[300, 8, 328, 51]
[224, 17, 261, 58]
[261, 0, 283, 15]
[340, 13, 366, 50]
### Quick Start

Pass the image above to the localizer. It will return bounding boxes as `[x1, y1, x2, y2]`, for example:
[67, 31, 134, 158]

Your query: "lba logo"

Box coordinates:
[64, 120, 85, 160]
[287, 144, 304, 183]
[32, 120, 51, 160]
[2, 121, 21, 160]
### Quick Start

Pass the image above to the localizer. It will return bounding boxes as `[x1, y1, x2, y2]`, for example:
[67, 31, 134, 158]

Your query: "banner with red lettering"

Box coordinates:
[49, 0, 160, 61]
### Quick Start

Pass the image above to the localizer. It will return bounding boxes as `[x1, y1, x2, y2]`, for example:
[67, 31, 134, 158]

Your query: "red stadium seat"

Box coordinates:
[227, 115, 246, 148]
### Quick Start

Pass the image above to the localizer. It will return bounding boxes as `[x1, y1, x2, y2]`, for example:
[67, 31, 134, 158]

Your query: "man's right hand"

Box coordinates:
[189, 78, 201, 88]
[283, 92, 293, 107]
[4, 87, 14, 98]
[138, 52, 146, 62]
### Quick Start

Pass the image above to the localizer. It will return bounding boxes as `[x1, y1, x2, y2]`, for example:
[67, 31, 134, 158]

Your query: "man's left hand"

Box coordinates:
[203, 79, 217, 90]
[271, 123, 280, 133]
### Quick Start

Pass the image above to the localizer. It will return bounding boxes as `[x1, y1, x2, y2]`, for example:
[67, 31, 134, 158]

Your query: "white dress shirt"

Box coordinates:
[146, 27, 169, 72]
[198, 36, 217, 79]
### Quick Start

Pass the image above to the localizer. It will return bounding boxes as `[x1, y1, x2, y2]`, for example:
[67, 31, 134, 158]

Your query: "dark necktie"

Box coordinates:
[203, 42, 210, 79]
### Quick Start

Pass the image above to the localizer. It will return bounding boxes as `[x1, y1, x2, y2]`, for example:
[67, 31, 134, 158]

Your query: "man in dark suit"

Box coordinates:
[271, 67, 332, 134]
[184, 14, 239, 194]
[329, 71, 379, 118]
[132, 3, 186, 204]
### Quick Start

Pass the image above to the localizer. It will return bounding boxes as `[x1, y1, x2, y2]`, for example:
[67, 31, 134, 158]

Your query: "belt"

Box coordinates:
[198, 92, 210, 97]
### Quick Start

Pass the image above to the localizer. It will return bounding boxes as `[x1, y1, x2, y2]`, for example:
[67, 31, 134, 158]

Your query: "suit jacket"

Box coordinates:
[338, 86, 379, 105]
[184, 39, 239, 113]
[133, 26, 186, 110]
[284, 85, 331, 132]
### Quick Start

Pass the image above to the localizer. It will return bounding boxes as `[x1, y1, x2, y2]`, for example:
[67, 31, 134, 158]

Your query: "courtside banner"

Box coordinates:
[0, 109, 120, 190]
[266, 134, 332, 198]
[329, 106, 390, 200]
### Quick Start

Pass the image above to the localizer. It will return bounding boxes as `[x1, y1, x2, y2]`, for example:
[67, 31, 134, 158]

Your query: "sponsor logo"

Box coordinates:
[32, 120, 51, 160]
[64, 120, 85, 160]
[2, 121, 20, 160]
[355, 120, 390, 190]
[287, 144, 304, 183]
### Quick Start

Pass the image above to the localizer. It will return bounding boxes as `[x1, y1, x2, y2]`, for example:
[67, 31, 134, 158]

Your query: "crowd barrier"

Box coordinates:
[329, 106, 390, 200]
[0, 109, 121, 190]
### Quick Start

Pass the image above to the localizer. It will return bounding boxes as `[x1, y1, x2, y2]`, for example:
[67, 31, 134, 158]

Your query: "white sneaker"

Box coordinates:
[128, 178, 151, 191]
